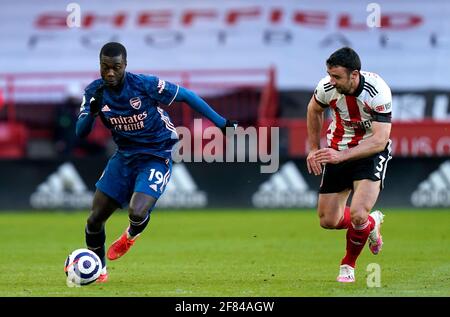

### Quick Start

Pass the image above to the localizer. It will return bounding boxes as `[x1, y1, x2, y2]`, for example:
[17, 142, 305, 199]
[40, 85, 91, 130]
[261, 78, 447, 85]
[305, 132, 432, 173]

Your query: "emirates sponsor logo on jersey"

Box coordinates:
[129, 97, 142, 109]
[108, 111, 147, 131]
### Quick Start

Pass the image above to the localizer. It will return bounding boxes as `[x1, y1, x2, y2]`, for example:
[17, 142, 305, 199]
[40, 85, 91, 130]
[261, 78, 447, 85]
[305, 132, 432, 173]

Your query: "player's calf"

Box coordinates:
[128, 213, 150, 237]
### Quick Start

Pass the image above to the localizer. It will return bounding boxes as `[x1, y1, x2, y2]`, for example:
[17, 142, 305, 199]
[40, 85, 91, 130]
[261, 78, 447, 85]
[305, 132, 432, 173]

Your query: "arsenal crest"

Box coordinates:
[129, 97, 142, 109]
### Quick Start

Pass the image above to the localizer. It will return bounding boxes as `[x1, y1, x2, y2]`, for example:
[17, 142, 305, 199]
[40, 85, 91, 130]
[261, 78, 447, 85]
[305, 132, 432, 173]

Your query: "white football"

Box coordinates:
[64, 248, 102, 287]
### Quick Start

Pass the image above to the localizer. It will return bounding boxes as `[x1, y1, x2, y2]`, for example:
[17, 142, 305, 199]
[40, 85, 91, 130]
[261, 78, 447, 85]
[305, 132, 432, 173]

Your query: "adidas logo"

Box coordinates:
[252, 161, 317, 208]
[157, 164, 207, 208]
[411, 160, 450, 207]
[101, 104, 110, 112]
[29, 162, 94, 209]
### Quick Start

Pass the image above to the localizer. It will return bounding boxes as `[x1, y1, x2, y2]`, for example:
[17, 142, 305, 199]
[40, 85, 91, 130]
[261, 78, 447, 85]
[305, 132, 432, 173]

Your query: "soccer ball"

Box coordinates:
[64, 248, 102, 287]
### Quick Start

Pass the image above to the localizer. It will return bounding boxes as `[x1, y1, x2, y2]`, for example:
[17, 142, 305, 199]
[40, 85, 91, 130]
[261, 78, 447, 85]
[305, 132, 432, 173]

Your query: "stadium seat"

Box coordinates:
[86, 121, 111, 148]
[0, 122, 28, 158]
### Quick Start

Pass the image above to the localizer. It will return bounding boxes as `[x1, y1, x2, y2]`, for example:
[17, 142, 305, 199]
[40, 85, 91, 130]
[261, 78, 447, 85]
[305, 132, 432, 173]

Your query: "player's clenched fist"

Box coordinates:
[89, 85, 104, 116]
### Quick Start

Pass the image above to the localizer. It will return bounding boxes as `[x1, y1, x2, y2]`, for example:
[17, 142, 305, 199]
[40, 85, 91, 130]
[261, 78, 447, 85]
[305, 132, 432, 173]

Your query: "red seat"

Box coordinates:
[0, 122, 28, 158]
[87, 121, 111, 147]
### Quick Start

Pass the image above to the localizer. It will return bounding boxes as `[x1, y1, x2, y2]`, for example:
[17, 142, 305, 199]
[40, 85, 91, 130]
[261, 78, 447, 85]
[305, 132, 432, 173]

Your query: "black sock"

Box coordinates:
[128, 213, 151, 238]
[85, 225, 106, 269]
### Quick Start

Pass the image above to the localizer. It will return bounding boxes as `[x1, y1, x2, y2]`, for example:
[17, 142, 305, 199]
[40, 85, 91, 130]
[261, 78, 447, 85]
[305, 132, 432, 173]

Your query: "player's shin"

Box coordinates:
[341, 216, 375, 267]
[85, 225, 106, 269]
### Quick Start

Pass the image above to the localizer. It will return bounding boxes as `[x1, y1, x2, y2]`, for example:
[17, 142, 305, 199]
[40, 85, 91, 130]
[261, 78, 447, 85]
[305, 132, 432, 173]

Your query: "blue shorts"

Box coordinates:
[96, 152, 172, 208]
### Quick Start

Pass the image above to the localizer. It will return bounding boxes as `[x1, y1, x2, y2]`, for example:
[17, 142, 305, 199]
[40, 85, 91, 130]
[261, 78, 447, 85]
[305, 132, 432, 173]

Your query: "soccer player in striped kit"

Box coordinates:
[306, 47, 392, 282]
[76, 42, 237, 282]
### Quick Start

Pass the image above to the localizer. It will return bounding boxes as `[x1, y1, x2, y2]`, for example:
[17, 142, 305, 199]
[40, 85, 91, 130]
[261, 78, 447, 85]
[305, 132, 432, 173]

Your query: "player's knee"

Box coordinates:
[350, 211, 368, 226]
[86, 214, 104, 232]
[319, 216, 338, 229]
[128, 206, 148, 223]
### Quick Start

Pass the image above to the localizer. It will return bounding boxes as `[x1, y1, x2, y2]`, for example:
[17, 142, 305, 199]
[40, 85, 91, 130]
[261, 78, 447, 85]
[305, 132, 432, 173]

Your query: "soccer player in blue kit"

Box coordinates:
[76, 42, 237, 282]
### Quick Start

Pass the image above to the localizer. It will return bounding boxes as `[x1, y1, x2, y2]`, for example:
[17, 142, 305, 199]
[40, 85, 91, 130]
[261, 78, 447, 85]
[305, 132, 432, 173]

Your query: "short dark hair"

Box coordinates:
[326, 47, 361, 72]
[99, 42, 127, 60]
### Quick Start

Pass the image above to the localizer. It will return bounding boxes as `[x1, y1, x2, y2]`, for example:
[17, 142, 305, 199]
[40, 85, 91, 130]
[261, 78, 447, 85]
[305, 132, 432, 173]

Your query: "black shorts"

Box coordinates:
[319, 141, 392, 194]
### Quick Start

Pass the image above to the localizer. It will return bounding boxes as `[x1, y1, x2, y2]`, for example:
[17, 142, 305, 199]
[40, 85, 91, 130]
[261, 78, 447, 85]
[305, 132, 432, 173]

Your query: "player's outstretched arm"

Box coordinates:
[175, 86, 237, 133]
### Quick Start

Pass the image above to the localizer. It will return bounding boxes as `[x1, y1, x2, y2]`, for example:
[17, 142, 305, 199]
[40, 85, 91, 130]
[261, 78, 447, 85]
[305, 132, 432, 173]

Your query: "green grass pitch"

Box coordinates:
[0, 209, 449, 297]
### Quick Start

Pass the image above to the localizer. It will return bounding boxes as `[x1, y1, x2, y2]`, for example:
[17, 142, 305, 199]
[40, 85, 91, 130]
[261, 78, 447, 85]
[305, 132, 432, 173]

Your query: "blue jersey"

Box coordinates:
[80, 72, 179, 159]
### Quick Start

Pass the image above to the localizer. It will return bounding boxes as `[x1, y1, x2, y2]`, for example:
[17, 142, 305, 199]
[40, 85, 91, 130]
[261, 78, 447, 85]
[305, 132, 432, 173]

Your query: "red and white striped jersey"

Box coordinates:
[314, 71, 392, 151]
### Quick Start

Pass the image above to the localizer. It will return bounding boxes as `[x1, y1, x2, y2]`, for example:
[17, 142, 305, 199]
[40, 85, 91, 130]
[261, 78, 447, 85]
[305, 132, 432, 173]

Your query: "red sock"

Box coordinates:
[341, 215, 375, 268]
[336, 206, 351, 229]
